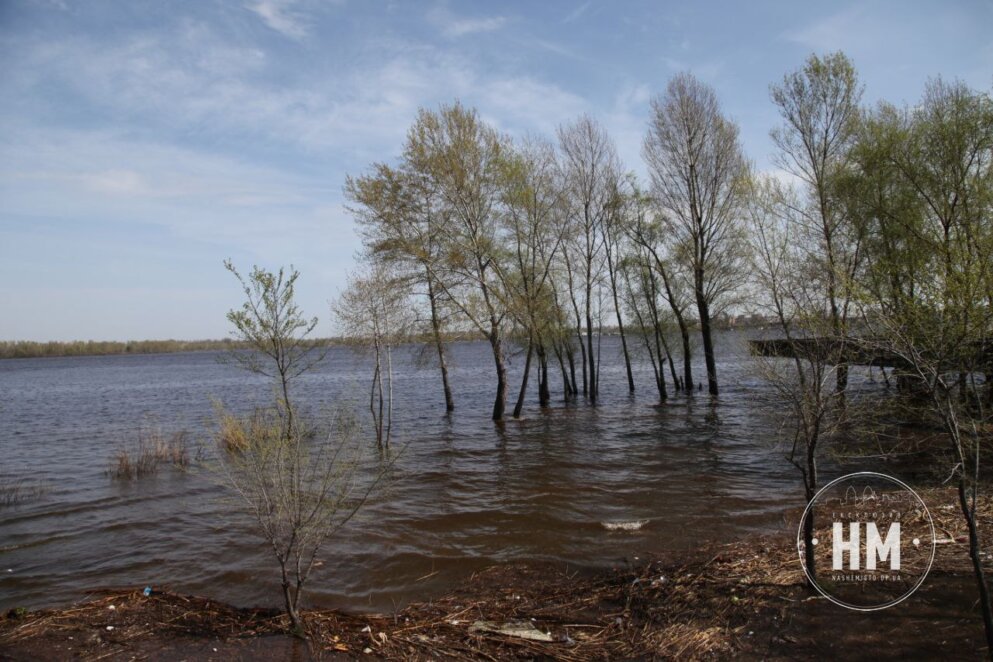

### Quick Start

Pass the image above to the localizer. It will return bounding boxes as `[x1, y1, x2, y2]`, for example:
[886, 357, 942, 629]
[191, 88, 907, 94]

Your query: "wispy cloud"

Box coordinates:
[563, 1, 592, 23]
[246, 0, 310, 40]
[429, 6, 506, 37]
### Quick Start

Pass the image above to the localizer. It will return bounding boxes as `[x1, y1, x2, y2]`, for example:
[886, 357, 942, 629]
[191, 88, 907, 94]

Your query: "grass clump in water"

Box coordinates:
[108, 429, 191, 481]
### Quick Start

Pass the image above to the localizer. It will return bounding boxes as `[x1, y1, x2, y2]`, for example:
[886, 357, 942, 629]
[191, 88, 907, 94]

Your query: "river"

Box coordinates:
[0, 330, 813, 613]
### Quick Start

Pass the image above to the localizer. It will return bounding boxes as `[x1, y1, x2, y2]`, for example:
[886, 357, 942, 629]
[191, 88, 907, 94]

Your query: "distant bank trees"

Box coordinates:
[0, 338, 265, 360]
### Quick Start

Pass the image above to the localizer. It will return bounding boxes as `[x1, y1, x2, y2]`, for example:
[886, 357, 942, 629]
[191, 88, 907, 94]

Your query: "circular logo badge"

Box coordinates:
[796, 472, 935, 611]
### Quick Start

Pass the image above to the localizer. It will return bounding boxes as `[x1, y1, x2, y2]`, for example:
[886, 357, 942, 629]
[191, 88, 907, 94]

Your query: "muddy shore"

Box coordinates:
[2, 487, 990, 661]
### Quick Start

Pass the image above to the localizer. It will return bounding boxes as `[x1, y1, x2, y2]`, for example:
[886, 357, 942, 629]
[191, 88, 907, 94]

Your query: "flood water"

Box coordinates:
[1, 331, 817, 613]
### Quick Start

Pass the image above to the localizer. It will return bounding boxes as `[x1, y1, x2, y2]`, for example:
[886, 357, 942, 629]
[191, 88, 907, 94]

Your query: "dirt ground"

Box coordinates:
[2, 486, 991, 661]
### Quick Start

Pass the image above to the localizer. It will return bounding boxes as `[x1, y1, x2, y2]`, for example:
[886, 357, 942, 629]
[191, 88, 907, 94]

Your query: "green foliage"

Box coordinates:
[223, 260, 324, 382]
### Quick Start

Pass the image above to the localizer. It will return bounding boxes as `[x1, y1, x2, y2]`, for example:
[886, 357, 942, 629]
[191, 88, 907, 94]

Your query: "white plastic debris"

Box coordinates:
[469, 621, 554, 643]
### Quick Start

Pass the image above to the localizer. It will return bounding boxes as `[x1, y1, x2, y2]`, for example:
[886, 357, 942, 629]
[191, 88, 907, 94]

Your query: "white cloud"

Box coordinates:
[246, 0, 310, 40]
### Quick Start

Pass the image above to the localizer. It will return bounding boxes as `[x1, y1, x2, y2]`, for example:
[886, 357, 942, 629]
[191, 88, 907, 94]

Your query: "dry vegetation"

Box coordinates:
[107, 430, 192, 481]
[0, 475, 46, 508]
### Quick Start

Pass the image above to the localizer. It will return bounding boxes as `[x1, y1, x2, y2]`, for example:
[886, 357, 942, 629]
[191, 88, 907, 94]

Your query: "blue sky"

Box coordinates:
[1, 0, 990, 341]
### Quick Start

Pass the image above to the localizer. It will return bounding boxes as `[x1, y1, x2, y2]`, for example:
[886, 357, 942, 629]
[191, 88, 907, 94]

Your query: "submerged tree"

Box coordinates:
[346, 163, 456, 413]
[558, 115, 622, 404]
[625, 189, 695, 393]
[404, 102, 513, 421]
[334, 264, 414, 448]
[644, 72, 749, 396]
[498, 136, 568, 416]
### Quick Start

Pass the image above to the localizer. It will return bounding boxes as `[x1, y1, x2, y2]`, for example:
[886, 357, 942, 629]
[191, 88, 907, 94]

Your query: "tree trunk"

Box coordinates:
[586, 310, 597, 403]
[566, 344, 579, 396]
[281, 567, 304, 635]
[695, 280, 719, 396]
[577, 326, 588, 395]
[606, 250, 635, 393]
[385, 344, 394, 446]
[553, 342, 572, 399]
[513, 340, 534, 418]
[536, 343, 551, 407]
[427, 276, 455, 412]
[490, 330, 508, 421]
[678, 321, 693, 392]
[958, 476, 993, 655]
[652, 323, 668, 402]
[803, 501, 816, 584]
[803, 447, 819, 586]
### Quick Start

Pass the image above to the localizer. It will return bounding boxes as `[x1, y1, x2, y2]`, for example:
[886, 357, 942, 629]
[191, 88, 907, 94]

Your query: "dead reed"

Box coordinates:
[108, 429, 191, 481]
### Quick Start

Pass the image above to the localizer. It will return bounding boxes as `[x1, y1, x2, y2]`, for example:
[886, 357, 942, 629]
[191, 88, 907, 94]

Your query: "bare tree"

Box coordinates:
[558, 115, 622, 404]
[644, 72, 749, 396]
[334, 264, 414, 447]
[747, 177, 845, 581]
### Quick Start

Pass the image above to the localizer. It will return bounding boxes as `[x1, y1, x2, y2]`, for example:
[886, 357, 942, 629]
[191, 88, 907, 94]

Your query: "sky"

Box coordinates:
[1, 0, 990, 341]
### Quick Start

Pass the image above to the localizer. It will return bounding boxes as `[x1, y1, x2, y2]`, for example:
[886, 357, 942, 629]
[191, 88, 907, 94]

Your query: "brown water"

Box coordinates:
[1, 331, 822, 613]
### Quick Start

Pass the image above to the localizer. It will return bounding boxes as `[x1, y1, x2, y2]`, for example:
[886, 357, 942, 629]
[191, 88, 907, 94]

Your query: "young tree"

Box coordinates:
[219, 262, 378, 636]
[644, 72, 749, 396]
[223, 260, 324, 439]
[747, 178, 846, 582]
[334, 264, 414, 447]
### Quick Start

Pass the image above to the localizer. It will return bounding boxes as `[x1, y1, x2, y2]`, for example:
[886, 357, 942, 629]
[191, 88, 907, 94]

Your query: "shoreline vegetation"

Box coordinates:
[0, 316, 775, 361]
[2, 486, 989, 660]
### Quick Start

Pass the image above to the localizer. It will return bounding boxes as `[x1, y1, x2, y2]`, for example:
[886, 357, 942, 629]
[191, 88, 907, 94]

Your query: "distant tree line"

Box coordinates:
[0, 338, 253, 359]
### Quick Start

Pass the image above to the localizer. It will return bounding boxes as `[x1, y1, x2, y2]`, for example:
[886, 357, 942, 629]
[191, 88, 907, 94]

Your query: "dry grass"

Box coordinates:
[108, 430, 191, 481]
[216, 410, 250, 453]
[0, 475, 46, 508]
